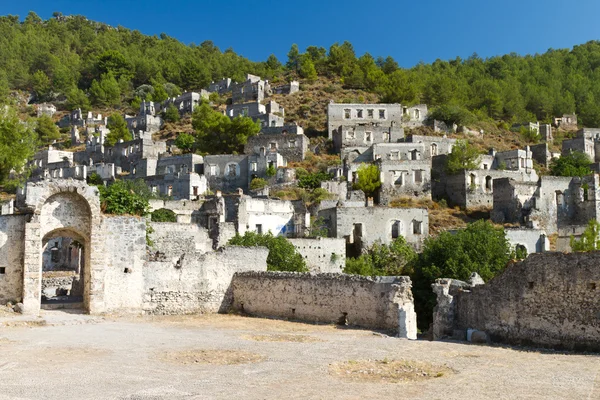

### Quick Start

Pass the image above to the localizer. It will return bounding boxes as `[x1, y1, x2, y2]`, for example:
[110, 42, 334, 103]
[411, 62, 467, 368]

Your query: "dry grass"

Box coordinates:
[242, 334, 324, 343]
[329, 359, 453, 383]
[158, 349, 265, 365]
[42, 270, 78, 278]
[288, 151, 342, 174]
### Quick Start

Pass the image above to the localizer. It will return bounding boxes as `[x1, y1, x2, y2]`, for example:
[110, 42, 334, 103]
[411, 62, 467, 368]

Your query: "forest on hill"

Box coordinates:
[1, 12, 600, 128]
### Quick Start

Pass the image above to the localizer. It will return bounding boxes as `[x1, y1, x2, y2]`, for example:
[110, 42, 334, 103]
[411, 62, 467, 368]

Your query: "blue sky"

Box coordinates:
[4, 0, 600, 67]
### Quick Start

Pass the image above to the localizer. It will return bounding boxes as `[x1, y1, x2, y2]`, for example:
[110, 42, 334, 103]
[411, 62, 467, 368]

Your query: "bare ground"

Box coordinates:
[0, 311, 598, 400]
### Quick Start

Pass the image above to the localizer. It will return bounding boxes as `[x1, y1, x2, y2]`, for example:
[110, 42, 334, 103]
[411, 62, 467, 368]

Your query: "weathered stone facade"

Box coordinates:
[288, 238, 346, 273]
[432, 252, 600, 351]
[231, 272, 417, 339]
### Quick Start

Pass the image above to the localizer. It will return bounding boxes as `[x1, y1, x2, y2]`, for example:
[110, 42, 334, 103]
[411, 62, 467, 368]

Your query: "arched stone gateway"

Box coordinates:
[21, 180, 104, 315]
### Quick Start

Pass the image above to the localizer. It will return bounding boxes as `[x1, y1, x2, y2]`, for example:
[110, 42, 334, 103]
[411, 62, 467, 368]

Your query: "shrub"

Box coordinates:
[228, 231, 308, 272]
[151, 208, 177, 222]
[250, 178, 268, 190]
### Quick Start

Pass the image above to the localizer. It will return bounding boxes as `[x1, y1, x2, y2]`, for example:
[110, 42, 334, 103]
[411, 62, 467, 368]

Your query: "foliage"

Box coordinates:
[520, 126, 541, 144]
[35, 115, 60, 144]
[307, 216, 329, 238]
[570, 219, 600, 252]
[3, 14, 600, 126]
[265, 164, 276, 177]
[427, 104, 476, 126]
[344, 236, 417, 277]
[352, 164, 381, 197]
[89, 73, 121, 107]
[192, 102, 260, 154]
[105, 114, 132, 146]
[297, 169, 332, 189]
[412, 220, 511, 328]
[162, 103, 180, 123]
[550, 151, 592, 177]
[98, 179, 151, 216]
[228, 231, 308, 272]
[0, 107, 37, 184]
[249, 177, 268, 190]
[87, 172, 103, 185]
[151, 208, 177, 223]
[65, 87, 91, 112]
[174, 133, 195, 153]
[445, 140, 481, 174]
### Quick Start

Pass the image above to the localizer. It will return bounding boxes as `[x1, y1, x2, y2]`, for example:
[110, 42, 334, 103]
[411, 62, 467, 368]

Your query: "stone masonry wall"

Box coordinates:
[231, 272, 417, 338]
[101, 216, 147, 313]
[143, 246, 268, 315]
[438, 252, 600, 350]
[0, 215, 27, 304]
[288, 238, 346, 273]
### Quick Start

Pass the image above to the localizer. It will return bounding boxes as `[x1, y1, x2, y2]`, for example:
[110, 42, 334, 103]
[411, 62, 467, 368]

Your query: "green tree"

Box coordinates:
[162, 103, 180, 123]
[174, 132, 194, 153]
[35, 115, 61, 144]
[105, 114, 132, 146]
[151, 80, 168, 102]
[286, 44, 300, 72]
[353, 164, 381, 197]
[297, 170, 332, 189]
[344, 237, 417, 277]
[192, 102, 259, 154]
[0, 107, 37, 184]
[90, 73, 121, 107]
[445, 140, 481, 174]
[412, 220, 511, 328]
[570, 219, 600, 252]
[151, 208, 177, 222]
[31, 70, 51, 101]
[228, 231, 308, 272]
[550, 151, 592, 177]
[98, 179, 150, 216]
[66, 87, 91, 112]
[298, 55, 318, 82]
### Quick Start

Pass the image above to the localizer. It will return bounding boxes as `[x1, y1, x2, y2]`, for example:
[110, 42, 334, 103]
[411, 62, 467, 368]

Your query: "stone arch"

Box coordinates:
[21, 181, 103, 315]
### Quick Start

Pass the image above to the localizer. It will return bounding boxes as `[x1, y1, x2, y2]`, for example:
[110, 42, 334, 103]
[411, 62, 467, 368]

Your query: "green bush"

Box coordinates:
[151, 208, 177, 222]
[228, 231, 308, 272]
[250, 177, 268, 190]
[550, 151, 592, 177]
[98, 179, 151, 216]
[344, 237, 416, 277]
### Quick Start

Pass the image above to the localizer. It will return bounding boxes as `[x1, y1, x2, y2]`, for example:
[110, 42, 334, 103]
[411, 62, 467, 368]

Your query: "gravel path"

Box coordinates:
[0, 312, 598, 399]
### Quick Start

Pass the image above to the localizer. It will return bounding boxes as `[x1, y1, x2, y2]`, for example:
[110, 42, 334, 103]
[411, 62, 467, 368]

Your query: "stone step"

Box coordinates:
[41, 302, 84, 310]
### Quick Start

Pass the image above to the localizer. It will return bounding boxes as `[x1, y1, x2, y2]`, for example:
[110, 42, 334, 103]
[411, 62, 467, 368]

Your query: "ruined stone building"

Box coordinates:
[401, 104, 428, 128]
[561, 128, 600, 162]
[208, 78, 233, 95]
[244, 131, 309, 163]
[492, 174, 600, 249]
[553, 113, 578, 130]
[271, 80, 299, 95]
[318, 202, 429, 254]
[125, 100, 163, 134]
[432, 147, 539, 208]
[328, 103, 405, 157]
[231, 74, 267, 104]
[226, 100, 284, 128]
[432, 252, 600, 351]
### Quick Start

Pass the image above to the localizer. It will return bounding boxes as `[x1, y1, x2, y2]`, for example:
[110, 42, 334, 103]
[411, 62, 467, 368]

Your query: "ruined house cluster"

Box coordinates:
[1, 78, 599, 351]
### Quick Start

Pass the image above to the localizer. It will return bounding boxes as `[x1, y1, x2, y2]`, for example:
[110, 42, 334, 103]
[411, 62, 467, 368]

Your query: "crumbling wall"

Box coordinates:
[231, 272, 417, 338]
[101, 216, 147, 312]
[288, 238, 345, 273]
[433, 252, 600, 350]
[143, 246, 268, 314]
[0, 215, 27, 304]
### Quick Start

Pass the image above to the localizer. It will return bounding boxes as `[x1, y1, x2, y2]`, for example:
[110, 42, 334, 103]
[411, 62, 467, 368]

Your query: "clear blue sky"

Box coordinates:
[4, 0, 600, 67]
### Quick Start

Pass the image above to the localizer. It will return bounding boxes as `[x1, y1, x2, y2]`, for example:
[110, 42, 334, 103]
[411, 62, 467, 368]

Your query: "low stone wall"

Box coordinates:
[433, 252, 600, 351]
[231, 272, 417, 339]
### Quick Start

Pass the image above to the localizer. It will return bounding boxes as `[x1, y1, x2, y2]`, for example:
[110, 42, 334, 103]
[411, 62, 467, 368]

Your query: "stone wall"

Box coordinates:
[433, 252, 600, 350]
[143, 247, 269, 314]
[231, 272, 417, 338]
[288, 238, 346, 273]
[101, 216, 147, 312]
[0, 215, 27, 304]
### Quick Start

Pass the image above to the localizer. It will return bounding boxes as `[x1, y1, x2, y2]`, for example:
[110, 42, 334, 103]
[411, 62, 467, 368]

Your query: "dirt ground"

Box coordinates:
[0, 311, 598, 400]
